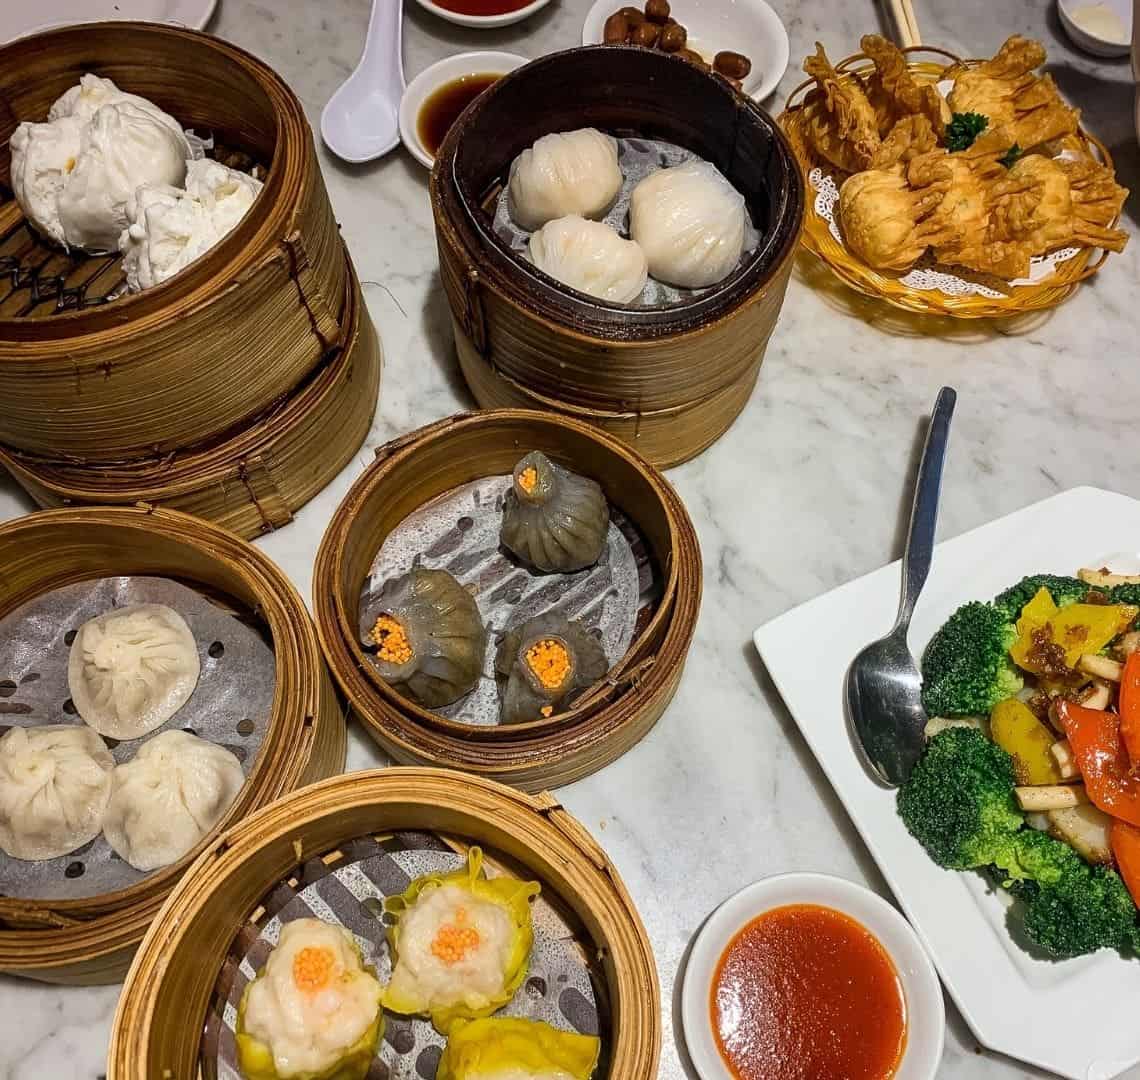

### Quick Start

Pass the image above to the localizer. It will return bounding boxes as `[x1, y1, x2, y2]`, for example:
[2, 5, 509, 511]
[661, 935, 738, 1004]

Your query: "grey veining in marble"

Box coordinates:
[2, 0, 1140, 1077]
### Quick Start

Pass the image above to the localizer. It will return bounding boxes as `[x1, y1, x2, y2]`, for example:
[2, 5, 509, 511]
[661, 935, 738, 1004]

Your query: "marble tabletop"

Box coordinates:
[3, 0, 1140, 1077]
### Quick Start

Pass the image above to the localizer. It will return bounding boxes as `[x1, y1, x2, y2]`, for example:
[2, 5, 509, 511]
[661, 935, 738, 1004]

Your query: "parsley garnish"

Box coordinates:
[946, 112, 988, 151]
[999, 143, 1023, 168]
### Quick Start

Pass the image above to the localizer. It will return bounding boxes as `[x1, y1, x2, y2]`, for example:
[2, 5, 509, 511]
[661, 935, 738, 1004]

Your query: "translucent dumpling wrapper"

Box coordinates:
[0, 725, 114, 861]
[508, 128, 623, 231]
[68, 602, 201, 739]
[500, 452, 609, 574]
[236, 917, 384, 1080]
[368, 568, 487, 709]
[527, 215, 648, 304]
[495, 613, 609, 725]
[437, 1018, 601, 1080]
[382, 847, 541, 1033]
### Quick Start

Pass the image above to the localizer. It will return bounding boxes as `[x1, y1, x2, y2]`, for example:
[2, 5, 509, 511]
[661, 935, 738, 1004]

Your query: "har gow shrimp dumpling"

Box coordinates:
[67, 602, 201, 739]
[528, 215, 648, 304]
[102, 729, 243, 871]
[382, 847, 541, 1033]
[629, 159, 747, 288]
[438, 1017, 601, 1080]
[237, 918, 384, 1080]
[0, 725, 114, 861]
[508, 128, 623, 230]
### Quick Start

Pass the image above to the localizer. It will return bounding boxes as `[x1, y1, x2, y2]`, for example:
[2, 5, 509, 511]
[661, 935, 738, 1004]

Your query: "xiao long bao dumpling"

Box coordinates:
[67, 602, 201, 739]
[438, 1018, 601, 1080]
[368, 568, 487, 709]
[496, 613, 609, 725]
[382, 847, 540, 1033]
[237, 918, 384, 1080]
[508, 128, 623, 230]
[102, 729, 243, 871]
[0, 725, 114, 861]
[528, 215, 648, 304]
[500, 451, 609, 574]
[629, 159, 747, 288]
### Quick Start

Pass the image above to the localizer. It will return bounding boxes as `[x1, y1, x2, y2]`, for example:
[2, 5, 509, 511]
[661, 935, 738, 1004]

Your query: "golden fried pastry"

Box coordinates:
[907, 147, 1003, 236]
[870, 115, 940, 169]
[838, 166, 952, 270]
[861, 35, 950, 139]
[801, 42, 881, 173]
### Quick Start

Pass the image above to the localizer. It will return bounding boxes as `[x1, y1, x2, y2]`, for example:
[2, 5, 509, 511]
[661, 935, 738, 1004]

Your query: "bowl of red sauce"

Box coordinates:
[682, 873, 944, 1080]
[413, 0, 552, 29]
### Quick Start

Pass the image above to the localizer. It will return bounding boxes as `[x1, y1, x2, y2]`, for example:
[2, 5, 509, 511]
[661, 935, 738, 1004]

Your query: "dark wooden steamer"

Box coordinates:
[431, 46, 805, 468]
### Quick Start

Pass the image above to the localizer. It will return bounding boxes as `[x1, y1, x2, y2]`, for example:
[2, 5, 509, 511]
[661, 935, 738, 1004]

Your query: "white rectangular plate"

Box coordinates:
[754, 487, 1140, 1080]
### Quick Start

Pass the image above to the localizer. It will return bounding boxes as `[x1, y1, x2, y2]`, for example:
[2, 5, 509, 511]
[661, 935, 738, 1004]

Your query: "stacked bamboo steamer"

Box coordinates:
[0, 22, 381, 540]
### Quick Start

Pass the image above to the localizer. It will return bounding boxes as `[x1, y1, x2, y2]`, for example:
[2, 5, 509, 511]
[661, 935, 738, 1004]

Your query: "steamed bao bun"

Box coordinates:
[508, 128, 623, 230]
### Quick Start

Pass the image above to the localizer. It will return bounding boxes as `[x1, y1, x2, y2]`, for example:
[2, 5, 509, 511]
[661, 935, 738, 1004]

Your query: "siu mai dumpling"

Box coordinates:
[368, 568, 487, 709]
[382, 847, 540, 1033]
[495, 613, 609, 725]
[438, 1018, 601, 1080]
[500, 452, 609, 574]
[236, 918, 384, 1080]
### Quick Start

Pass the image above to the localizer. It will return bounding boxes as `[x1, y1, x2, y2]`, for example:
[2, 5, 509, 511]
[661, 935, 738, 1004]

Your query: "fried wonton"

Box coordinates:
[801, 42, 881, 173]
[861, 34, 950, 139]
[870, 114, 940, 169]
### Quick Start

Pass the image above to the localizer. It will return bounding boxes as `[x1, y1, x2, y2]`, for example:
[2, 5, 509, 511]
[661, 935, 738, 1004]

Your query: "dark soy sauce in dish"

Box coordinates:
[418, 73, 502, 157]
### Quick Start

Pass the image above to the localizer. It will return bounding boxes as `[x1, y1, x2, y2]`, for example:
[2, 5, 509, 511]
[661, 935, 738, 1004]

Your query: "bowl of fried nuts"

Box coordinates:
[581, 0, 788, 100]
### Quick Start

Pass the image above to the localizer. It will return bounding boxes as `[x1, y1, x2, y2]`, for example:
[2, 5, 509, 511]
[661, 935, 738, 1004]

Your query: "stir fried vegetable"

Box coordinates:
[1056, 700, 1140, 827]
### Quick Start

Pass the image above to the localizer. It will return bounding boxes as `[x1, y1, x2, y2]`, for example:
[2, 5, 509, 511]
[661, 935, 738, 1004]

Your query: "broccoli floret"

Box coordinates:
[992, 574, 1090, 620]
[1109, 583, 1140, 608]
[921, 602, 1023, 717]
[1022, 858, 1138, 957]
[898, 728, 1025, 872]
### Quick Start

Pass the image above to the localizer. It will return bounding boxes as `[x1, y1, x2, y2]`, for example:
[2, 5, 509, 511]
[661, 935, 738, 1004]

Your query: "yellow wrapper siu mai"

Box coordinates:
[438, 1018, 601, 1080]
[382, 847, 541, 1032]
[236, 918, 384, 1080]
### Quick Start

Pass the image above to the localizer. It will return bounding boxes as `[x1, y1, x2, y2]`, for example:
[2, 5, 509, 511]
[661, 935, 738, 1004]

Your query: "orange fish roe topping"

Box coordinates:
[525, 639, 572, 690]
[541, 705, 554, 717]
[431, 920, 483, 965]
[517, 466, 538, 495]
[292, 946, 337, 994]
[370, 613, 413, 664]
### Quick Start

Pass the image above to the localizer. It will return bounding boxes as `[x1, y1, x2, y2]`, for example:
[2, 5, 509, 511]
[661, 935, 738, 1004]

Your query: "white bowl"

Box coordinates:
[1058, 0, 1132, 57]
[413, 0, 550, 29]
[581, 0, 788, 101]
[399, 51, 529, 170]
[681, 873, 945, 1080]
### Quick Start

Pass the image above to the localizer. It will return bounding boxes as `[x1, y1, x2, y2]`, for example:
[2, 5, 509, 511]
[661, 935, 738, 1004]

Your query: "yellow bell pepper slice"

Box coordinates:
[1009, 587, 1137, 676]
[990, 697, 1065, 785]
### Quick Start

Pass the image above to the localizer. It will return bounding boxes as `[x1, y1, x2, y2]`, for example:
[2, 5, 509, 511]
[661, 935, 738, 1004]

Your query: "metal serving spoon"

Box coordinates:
[321, 0, 406, 164]
[846, 386, 957, 787]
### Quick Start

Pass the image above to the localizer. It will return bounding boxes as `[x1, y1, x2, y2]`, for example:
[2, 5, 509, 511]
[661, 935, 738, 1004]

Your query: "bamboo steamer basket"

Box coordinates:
[0, 21, 346, 459]
[0, 506, 346, 985]
[313, 409, 701, 791]
[0, 253, 381, 540]
[109, 768, 660, 1079]
[431, 46, 804, 469]
[779, 45, 1121, 318]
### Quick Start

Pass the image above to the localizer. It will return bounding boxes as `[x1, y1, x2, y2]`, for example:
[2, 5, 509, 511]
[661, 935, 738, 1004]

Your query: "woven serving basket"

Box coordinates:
[313, 409, 702, 791]
[108, 769, 661, 1079]
[431, 46, 804, 469]
[779, 45, 1119, 318]
[0, 21, 349, 459]
[0, 255, 381, 540]
[0, 506, 346, 985]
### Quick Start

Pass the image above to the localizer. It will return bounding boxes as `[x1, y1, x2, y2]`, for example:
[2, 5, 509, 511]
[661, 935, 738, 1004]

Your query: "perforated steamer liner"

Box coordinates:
[108, 769, 661, 1080]
[313, 409, 702, 791]
[0, 506, 346, 985]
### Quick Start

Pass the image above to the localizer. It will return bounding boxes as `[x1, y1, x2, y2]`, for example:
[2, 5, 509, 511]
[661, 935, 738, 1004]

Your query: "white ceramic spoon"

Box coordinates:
[321, 0, 406, 163]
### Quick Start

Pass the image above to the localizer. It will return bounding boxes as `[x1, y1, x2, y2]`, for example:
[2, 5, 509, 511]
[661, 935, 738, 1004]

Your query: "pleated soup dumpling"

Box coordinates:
[438, 1017, 602, 1080]
[528, 215, 648, 304]
[237, 917, 385, 1080]
[68, 602, 201, 739]
[629, 159, 747, 288]
[508, 128, 623, 230]
[495, 613, 609, 726]
[102, 729, 243, 871]
[382, 847, 541, 1033]
[0, 725, 114, 861]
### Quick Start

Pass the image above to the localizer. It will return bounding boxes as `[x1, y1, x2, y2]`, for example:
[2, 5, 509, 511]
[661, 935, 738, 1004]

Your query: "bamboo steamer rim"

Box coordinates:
[108, 767, 662, 1079]
[0, 21, 313, 344]
[0, 505, 344, 974]
[313, 409, 701, 769]
[778, 45, 1119, 319]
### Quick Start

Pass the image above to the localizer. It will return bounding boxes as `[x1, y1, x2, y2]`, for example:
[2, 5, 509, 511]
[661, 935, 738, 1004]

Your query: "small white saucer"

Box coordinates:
[413, 0, 550, 29]
[581, 0, 788, 101]
[1058, 0, 1132, 58]
[681, 873, 945, 1080]
[398, 51, 528, 170]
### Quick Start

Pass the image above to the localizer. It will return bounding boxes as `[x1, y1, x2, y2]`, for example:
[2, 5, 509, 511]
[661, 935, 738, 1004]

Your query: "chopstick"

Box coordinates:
[885, 0, 922, 48]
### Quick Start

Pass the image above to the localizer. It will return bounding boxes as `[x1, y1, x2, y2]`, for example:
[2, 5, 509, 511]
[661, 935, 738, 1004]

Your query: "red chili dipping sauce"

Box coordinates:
[428, 0, 536, 14]
[711, 904, 907, 1080]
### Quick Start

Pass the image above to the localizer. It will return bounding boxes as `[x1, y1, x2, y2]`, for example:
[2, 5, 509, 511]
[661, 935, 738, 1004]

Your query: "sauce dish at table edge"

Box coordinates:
[681, 872, 946, 1080]
[399, 51, 529, 169]
[413, 0, 551, 29]
[1057, 0, 1132, 57]
[580, 0, 789, 101]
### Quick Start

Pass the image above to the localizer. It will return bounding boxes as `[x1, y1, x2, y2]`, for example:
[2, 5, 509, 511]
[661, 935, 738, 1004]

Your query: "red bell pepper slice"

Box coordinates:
[1119, 651, 1140, 767]
[1056, 699, 1140, 827]
[1111, 820, 1140, 908]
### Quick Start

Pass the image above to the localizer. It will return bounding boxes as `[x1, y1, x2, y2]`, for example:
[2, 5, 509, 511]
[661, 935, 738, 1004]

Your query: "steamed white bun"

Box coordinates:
[508, 128, 623, 231]
[49, 73, 184, 140]
[528, 215, 647, 304]
[9, 116, 84, 247]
